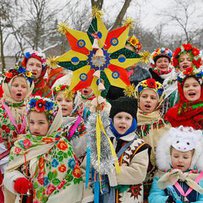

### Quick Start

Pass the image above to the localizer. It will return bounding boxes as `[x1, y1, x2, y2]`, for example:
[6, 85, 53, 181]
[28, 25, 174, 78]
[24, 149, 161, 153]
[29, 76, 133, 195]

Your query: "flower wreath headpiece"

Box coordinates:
[21, 51, 46, 68]
[28, 96, 58, 123]
[150, 47, 172, 67]
[125, 35, 142, 53]
[172, 43, 202, 69]
[177, 67, 203, 85]
[135, 78, 164, 98]
[53, 84, 75, 100]
[4, 66, 33, 85]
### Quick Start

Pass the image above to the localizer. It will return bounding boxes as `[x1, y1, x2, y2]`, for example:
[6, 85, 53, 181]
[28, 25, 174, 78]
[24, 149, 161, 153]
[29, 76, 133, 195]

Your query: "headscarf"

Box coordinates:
[6, 96, 83, 202]
[165, 67, 203, 129]
[1, 66, 34, 148]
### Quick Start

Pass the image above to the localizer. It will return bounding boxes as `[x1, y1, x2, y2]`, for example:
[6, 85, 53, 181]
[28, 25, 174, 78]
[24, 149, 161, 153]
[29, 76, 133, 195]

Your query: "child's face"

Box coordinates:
[56, 91, 73, 117]
[80, 87, 93, 97]
[171, 148, 193, 172]
[26, 58, 42, 79]
[183, 77, 201, 102]
[155, 57, 170, 72]
[139, 89, 159, 113]
[179, 53, 192, 72]
[113, 112, 133, 135]
[10, 77, 28, 102]
[29, 111, 49, 136]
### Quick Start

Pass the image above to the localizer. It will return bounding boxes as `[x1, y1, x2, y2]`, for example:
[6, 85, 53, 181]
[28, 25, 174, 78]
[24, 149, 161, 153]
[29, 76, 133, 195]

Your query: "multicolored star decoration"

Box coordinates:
[49, 9, 143, 97]
[48, 10, 148, 202]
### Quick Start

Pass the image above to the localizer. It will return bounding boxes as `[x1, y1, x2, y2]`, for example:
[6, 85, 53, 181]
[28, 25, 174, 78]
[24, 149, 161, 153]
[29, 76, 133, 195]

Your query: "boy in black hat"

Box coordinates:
[107, 96, 151, 203]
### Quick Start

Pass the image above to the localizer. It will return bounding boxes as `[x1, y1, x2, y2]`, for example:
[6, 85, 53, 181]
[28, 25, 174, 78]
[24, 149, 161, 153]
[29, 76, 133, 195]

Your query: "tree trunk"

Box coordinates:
[0, 23, 6, 74]
[91, 0, 104, 10]
[111, 0, 132, 30]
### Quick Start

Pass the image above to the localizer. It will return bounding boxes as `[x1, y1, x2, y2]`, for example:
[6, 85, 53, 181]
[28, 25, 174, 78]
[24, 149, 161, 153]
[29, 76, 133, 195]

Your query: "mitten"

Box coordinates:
[14, 177, 32, 194]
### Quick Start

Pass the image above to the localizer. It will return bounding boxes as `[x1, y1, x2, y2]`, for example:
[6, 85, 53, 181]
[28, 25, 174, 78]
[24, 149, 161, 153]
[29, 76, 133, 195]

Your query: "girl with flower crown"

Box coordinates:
[134, 78, 171, 201]
[0, 66, 34, 202]
[52, 75, 87, 162]
[3, 96, 83, 203]
[165, 67, 203, 130]
[22, 51, 52, 98]
[149, 126, 203, 203]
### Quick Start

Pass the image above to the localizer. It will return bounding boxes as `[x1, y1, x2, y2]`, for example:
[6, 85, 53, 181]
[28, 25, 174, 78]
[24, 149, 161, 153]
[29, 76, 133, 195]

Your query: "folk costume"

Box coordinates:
[135, 78, 171, 199]
[22, 51, 52, 98]
[149, 47, 178, 115]
[0, 66, 34, 202]
[165, 67, 203, 130]
[52, 75, 87, 162]
[149, 126, 203, 203]
[3, 97, 83, 203]
[107, 97, 150, 203]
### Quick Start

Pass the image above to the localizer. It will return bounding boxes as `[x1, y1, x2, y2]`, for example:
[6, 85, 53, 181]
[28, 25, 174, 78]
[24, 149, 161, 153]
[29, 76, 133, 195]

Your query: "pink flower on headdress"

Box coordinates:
[146, 78, 157, 89]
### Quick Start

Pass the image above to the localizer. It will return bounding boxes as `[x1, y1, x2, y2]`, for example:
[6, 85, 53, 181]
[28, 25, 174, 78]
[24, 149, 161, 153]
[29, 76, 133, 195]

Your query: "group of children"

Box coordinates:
[0, 38, 202, 203]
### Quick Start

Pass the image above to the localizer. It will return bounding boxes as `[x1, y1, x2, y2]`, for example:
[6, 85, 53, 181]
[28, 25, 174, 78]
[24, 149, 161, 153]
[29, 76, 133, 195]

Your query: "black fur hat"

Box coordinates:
[109, 96, 137, 119]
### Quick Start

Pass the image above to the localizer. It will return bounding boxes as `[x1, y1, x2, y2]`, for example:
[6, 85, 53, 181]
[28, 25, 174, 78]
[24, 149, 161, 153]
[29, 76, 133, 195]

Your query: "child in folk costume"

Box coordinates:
[149, 48, 178, 115]
[149, 47, 173, 84]
[149, 126, 203, 203]
[3, 96, 83, 203]
[172, 43, 202, 72]
[22, 51, 52, 98]
[135, 78, 171, 200]
[0, 66, 34, 202]
[106, 96, 150, 203]
[52, 75, 87, 162]
[165, 67, 203, 130]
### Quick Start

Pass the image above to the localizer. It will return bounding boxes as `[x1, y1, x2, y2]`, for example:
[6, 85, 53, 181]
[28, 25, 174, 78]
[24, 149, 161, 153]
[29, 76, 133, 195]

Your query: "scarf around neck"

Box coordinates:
[110, 118, 137, 140]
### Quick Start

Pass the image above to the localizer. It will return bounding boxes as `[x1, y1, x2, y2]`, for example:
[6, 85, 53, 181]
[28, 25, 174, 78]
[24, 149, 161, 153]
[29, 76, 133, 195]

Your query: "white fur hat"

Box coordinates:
[156, 126, 203, 171]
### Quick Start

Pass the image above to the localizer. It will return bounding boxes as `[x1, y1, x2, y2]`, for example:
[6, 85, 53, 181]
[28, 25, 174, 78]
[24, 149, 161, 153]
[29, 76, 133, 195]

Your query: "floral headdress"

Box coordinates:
[150, 47, 172, 67]
[172, 43, 202, 69]
[135, 78, 164, 98]
[125, 35, 142, 53]
[177, 67, 203, 85]
[28, 96, 58, 123]
[4, 66, 33, 85]
[53, 84, 75, 100]
[21, 51, 46, 68]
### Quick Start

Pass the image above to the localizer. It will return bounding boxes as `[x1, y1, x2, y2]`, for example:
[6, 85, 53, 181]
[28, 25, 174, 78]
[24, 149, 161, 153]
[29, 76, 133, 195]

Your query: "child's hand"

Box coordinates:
[14, 177, 33, 194]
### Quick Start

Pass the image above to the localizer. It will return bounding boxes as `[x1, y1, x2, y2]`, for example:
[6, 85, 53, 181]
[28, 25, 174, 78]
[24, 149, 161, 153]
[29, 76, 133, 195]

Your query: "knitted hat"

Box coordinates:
[150, 47, 172, 66]
[109, 96, 137, 119]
